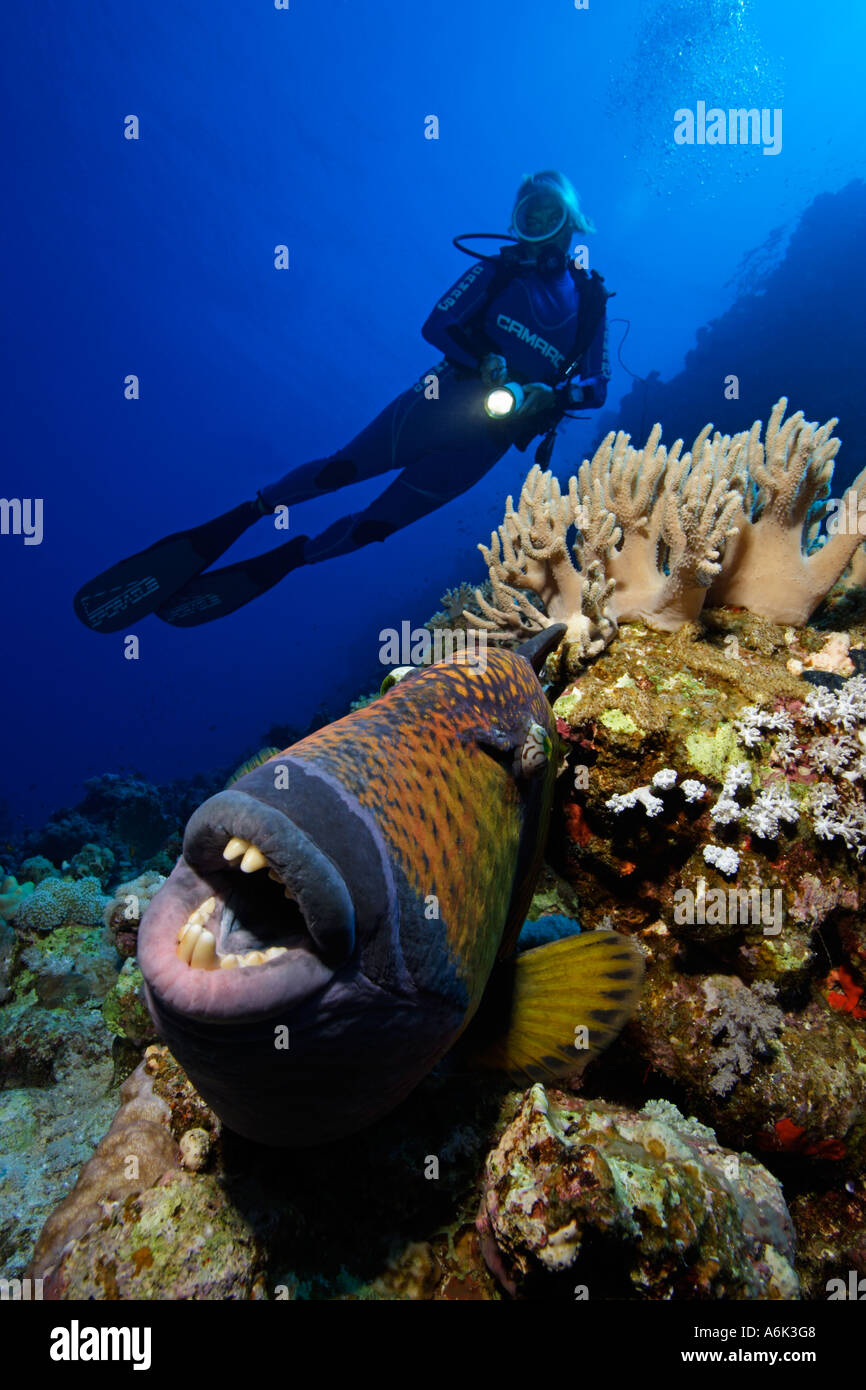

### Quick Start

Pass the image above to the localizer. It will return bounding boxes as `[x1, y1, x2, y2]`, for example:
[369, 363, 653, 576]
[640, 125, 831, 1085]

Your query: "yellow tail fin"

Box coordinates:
[467, 930, 644, 1084]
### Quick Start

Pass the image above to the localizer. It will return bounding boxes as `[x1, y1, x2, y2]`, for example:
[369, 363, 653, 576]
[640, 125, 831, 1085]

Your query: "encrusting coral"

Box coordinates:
[470, 399, 866, 644]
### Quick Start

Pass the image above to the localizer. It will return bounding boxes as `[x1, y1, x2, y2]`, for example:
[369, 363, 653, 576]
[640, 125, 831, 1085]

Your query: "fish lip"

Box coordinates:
[182, 788, 356, 967]
[138, 857, 336, 1025]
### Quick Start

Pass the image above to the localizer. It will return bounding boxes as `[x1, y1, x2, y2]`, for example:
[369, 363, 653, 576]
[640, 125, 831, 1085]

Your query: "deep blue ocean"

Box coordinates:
[2, 0, 864, 837]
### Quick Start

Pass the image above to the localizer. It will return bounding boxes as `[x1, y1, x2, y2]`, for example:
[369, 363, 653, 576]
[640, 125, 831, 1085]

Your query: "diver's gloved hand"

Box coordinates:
[517, 382, 557, 417]
[480, 353, 508, 388]
[560, 377, 591, 408]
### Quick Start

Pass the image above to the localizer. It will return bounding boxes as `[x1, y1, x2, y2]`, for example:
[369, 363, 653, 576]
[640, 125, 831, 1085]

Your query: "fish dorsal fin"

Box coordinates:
[462, 930, 644, 1083]
[514, 623, 567, 673]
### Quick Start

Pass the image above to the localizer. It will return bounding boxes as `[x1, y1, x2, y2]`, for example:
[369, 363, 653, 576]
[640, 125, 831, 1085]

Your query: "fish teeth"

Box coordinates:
[189, 928, 218, 970]
[176, 897, 219, 964]
[222, 837, 269, 873]
[177, 922, 202, 964]
[217, 945, 289, 970]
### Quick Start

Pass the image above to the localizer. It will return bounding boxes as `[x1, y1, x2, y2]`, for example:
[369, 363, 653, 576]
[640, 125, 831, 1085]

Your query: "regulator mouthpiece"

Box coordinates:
[485, 383, 524, 418]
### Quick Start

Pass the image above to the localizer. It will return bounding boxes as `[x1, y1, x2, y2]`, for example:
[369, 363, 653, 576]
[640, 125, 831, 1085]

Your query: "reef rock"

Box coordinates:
[477, 1087, 799, 1300]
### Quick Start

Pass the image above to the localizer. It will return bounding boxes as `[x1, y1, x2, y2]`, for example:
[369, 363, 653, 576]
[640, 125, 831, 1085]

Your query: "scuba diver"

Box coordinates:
[75, 170, 612, 632]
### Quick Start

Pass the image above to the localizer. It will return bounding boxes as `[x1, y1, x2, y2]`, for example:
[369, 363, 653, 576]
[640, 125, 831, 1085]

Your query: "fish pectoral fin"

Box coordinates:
[460, 931, 645, 1084]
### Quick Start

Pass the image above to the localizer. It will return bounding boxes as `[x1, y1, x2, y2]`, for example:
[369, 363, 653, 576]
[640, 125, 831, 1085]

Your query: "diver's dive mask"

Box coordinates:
[510, 186, 570, 243]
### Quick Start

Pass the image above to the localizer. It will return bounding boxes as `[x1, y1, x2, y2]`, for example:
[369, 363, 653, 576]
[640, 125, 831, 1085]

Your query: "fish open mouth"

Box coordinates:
[139, 788, 356, 1021]
[174, 844, 316, 972]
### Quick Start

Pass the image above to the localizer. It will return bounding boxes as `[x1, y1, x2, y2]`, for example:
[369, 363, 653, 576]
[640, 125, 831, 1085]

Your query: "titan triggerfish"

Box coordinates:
[138, 626, 643, 1146]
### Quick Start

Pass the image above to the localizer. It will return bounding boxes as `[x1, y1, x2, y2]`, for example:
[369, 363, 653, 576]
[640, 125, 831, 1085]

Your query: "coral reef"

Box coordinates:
[103, 871, 166, 957]
[102, 959, 158, 1048]
[0, 869, 34, 921]
[17, 856, 60, 886]
[10, 876, 109, 936]
[468, 463, 619, 673]
[68, 841, 116, 886]
[704, 977, 784, 1097]
[472, 400, 866, 640]
[28, 1057, 180, 1288]
[476, 1086, 798, 1299]
[598, 182, 866, 499]
[788, 1180, 866, 1300]
[579, 418, 747, 629]
[708, 399, 865, 623]
[551, 610, 866, 1170]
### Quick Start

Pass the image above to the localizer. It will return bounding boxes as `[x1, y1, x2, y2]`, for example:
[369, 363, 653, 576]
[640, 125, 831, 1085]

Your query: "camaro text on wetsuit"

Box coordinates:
[495, 315, 565, 370]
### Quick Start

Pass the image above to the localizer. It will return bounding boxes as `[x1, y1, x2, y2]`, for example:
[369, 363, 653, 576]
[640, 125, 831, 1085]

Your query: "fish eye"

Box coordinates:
[380, 666, 416, 694]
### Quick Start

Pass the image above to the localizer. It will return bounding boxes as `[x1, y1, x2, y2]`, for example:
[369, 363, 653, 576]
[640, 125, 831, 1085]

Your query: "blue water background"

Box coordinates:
[2, 0, 864, 833]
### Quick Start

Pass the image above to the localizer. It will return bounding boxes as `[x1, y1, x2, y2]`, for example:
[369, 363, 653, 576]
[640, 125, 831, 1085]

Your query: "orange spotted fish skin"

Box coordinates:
[284, 648, 558, 1016]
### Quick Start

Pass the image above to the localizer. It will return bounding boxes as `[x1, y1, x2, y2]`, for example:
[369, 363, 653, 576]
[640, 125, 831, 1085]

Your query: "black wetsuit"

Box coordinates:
[258, 251, 611, 563]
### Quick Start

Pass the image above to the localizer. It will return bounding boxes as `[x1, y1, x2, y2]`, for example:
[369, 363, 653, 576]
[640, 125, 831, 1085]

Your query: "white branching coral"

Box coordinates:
[703, 844, 741, 876]
[473, 399, 864, 648]
[708, 399, 866, 624]
[810, 783, 866, 858]
[606, 768, 681, 817]
[651, 768, 678, 790]
[734, 705, 794, 748]
[468, 464, 619, 667]
[743, 784, 800, 839]
[681, 779, 707, 803]
[606, 786, 664, 817]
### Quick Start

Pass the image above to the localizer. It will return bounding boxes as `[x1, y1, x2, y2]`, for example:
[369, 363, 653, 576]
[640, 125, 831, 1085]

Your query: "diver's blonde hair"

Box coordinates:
[515, 170, 597, 235]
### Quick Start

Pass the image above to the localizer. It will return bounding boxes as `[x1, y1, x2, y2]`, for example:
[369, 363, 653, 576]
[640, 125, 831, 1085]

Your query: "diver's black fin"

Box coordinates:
[156, 534, 309, 627]
[73, 502, 260, 633]
[514, 623, 567, 673]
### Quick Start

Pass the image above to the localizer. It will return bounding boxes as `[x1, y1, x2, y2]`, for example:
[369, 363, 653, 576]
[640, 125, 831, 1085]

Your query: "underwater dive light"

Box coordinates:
[484, 382, 524, 418]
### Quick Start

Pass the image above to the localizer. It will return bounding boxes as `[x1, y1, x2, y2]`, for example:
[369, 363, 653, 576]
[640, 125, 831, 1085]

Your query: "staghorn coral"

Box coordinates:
[473, 399, 866, 643]
[709, 398, 866, 623]
[467, 464, 619, 673]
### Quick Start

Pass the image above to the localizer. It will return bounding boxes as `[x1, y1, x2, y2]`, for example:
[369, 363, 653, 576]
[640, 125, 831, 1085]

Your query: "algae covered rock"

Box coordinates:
[477, 1086, 799, 1300]
[45, 1171, 267, 1300]
[102, 959, 158, 1046]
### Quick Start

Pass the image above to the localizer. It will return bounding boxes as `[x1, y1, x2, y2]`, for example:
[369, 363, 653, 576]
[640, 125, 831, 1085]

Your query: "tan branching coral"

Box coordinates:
[708, 399, 866, 624]
[580, 422, 749, 630]
[472, 399, 865, 650]
[468, 464, 620, 669]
